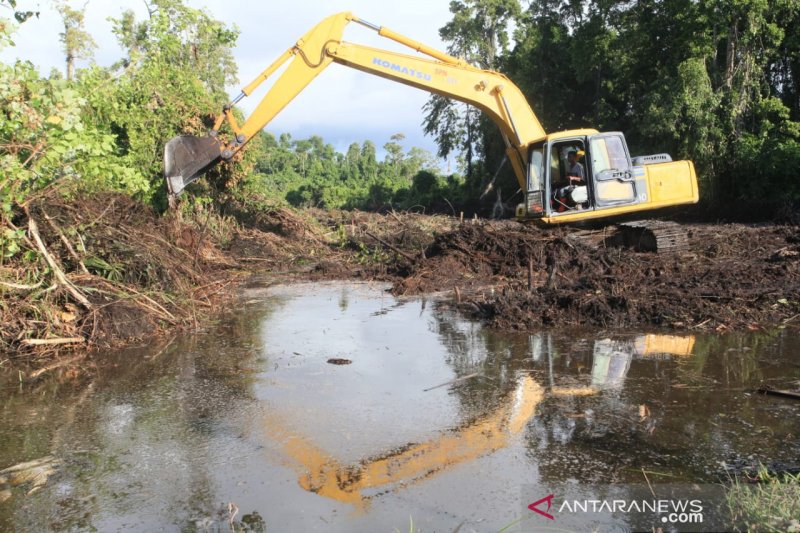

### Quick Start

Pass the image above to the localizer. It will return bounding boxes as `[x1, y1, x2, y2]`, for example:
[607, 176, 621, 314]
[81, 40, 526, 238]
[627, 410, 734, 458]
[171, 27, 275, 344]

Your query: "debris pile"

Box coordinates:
[395, 221, 800, 331]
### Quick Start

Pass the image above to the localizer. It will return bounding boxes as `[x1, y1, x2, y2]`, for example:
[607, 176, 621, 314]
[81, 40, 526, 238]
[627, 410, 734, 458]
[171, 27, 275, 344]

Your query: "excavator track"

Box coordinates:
[562, 220, 690, 254]
[616, 220, 690, 253]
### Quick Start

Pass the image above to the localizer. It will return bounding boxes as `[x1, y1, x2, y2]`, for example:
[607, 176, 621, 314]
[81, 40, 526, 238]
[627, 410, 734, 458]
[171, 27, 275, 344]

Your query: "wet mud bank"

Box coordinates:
[2, 193, 798, 373]
[1, 194, 343, 368]
[396, 221, 800, 331]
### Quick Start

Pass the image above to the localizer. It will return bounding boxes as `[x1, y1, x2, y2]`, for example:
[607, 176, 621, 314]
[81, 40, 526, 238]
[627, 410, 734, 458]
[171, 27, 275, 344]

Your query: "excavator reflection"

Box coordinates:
[261, 375, 543, 509]
[527, 332, 697, 481]
[531, 332, 696, 395]
[258, 332, 695, 508]
[591, 334, 696, 389]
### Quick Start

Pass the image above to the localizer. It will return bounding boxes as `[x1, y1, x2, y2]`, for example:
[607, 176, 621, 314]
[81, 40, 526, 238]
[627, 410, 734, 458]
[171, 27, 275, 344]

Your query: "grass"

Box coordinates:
[726, 466, 800, 532]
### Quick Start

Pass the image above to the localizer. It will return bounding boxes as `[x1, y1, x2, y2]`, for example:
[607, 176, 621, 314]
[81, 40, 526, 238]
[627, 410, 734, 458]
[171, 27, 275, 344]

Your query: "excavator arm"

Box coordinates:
[164, 12, 546, 198]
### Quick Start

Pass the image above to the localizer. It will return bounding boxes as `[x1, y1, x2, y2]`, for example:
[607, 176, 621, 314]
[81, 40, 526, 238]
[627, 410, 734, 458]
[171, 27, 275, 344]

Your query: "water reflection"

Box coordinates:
[524, 330, 799, 487]
[261, 376, 543, 509]
[0, 283, 797, 532]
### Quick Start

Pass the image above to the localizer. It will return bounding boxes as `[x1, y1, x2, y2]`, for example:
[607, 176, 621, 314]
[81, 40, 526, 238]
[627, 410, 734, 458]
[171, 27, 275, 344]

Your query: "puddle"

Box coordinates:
[0, 281, 799, 531]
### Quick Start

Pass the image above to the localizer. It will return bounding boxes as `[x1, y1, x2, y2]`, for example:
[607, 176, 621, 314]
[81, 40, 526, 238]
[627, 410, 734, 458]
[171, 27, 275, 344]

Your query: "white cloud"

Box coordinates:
[1, 0, 454, 158]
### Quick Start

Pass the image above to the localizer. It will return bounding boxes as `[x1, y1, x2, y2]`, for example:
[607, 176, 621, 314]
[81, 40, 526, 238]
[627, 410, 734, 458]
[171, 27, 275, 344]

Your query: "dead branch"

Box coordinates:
[26, 353, 87, 380]
[41, 209, 89, 274]
[757, 385, 800, 400]
[21, 337, 85, 347]
[0, 280, 44, 291]
[84, 199, 116, 229]
[364, 230, 418, 262]
[92, 281, 178, 324]
[26, 210, 92, 310]
[423, 372, 482, 392]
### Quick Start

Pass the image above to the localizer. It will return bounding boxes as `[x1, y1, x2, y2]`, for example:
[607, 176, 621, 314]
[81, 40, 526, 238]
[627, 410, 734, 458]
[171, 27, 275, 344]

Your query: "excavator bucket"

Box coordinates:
[164, 135, 223, 197]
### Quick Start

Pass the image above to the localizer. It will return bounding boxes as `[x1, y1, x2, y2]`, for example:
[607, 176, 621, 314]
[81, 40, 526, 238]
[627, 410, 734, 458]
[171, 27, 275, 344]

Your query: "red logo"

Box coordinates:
[528, 494, 555, 520]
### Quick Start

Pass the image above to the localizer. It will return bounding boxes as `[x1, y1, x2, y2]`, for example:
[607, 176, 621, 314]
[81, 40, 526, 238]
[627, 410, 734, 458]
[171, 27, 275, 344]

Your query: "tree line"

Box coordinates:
[2, 0, 799, 259]
[428, 0, 800, 211]
[0, 0, 466, 238]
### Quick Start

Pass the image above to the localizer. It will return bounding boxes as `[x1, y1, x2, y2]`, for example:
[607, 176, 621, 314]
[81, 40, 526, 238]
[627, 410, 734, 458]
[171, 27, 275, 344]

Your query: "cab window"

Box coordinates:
[590, 136, 629, 173]
[528, 146, 544, 191]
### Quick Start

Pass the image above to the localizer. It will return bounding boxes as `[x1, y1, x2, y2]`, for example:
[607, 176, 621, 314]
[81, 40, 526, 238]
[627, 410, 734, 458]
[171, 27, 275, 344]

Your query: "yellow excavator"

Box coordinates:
[165, 12, 699, 233]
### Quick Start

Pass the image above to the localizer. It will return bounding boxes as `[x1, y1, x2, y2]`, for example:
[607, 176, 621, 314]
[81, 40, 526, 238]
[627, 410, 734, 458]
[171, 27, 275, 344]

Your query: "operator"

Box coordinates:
[553, 150, 585, 212]
[566, 150, 584, 184]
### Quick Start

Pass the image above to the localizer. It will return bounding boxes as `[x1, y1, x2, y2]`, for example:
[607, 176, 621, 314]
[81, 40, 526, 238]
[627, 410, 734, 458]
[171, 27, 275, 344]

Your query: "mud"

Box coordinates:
[3, 192, 798, 368]
[394, 221, 800, 331]
[2, 283, 799, 531]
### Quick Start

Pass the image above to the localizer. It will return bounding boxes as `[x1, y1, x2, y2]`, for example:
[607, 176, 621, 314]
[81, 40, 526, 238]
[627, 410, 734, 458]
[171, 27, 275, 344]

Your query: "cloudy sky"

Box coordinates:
[1, 0, 456, 159]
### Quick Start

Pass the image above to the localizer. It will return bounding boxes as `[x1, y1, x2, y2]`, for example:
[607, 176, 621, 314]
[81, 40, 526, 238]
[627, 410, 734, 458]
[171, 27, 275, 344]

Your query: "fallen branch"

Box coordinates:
[388, 210, 407, 227]
[26, 353, 87, 380]
[0, 280, 44, 291]
[26, 211, 92, 310]
[0, 456, 61, 475]
[93, 281, 179, 324]
[423, 372, 481, 392]
[21, 337, 85, 347]
[364, 230, 418, 262]
[41, 209, 89, 274]
[84, 198, 115, 229]
[757, 385, 800, 400]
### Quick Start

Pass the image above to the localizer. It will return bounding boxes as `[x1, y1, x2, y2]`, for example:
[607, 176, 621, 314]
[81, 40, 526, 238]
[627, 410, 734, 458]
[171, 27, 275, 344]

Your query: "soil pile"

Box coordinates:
[0, 194, 446, 366]
[396, 221, 800, 331]
[2, 194, 342, 356]
[4, 191, 798, 371]
[2, 193, 235, 355]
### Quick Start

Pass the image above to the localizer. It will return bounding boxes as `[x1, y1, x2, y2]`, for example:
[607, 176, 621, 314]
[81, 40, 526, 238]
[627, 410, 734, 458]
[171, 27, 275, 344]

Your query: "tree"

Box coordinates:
[55, 1, 96, 81]
[423, 0, 521, 192]
[383, 133, 406, 175]
[82, 0, 242, 204]
[359, 141, 378, 181]
[496, 0, 800, 209]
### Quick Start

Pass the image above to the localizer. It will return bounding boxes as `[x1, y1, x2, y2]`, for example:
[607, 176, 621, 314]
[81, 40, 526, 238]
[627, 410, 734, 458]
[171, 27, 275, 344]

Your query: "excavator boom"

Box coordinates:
[164, 11, 699, 237]
[164, 12, 546, 197]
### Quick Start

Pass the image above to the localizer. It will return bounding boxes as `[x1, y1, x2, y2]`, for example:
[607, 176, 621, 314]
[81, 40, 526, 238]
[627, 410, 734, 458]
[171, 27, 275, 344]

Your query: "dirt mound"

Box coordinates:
[1, 192, 248, 360]
[394, 221, 541, 294]
[2, 195, 450, 368]
[396, 221, 800, 331]
[5, 194, 798, 373]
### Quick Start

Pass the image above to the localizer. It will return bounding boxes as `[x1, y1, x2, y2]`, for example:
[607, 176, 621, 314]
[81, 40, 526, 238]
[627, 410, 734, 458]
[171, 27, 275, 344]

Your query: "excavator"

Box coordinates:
[164, 12, 699, 249]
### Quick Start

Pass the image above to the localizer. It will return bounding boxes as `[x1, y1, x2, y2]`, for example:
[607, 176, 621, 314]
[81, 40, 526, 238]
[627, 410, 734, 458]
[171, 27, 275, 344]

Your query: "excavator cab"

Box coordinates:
[517, 130, 699, 224]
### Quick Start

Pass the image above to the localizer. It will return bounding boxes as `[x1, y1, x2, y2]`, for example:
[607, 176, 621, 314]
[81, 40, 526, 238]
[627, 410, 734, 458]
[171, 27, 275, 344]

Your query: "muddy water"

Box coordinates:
[1, 281, 799, 532]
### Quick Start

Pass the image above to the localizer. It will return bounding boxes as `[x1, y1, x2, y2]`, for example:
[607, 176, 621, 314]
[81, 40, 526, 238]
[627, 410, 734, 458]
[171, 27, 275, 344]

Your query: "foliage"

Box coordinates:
[239, 131, 455, 212]
[727, 466, 800, 532]
[91, 0, 243, 206]
[423, 0, 521, 193]
[0, 61, 147, 233]
[425, 0, 800, 211]
[0, 0, 244, 257]
[0, 0, 37, 24]
[5, 0, 798, 226]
